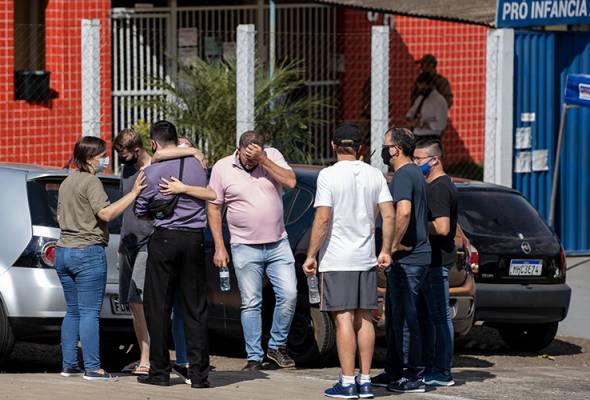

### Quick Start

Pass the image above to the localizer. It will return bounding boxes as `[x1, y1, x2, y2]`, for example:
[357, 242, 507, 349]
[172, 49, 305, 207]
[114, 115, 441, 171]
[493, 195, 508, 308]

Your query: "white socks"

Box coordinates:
[341, 374, 371, 386]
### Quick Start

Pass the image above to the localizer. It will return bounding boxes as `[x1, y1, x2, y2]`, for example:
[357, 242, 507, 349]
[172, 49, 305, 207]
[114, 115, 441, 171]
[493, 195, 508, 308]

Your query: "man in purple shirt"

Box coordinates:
[134, 120, 211, 389]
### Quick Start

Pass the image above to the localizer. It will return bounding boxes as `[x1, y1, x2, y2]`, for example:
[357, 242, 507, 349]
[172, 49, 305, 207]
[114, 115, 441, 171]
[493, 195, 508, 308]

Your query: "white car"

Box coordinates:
[0, 163, 135, 366]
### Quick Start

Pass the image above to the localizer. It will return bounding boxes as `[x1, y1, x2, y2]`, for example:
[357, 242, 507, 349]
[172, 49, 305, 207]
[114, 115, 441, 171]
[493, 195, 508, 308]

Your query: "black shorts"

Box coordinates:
[319, 268, 378, 312]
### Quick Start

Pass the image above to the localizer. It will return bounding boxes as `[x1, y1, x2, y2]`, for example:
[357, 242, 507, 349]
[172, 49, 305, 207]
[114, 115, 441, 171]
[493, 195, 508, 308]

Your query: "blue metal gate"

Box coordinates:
[514, 31, 590, 254]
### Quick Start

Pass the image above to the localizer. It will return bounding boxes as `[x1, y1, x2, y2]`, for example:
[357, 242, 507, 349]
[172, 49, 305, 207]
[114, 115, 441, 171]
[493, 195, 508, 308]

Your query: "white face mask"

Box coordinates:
[94, 156, 110, 173]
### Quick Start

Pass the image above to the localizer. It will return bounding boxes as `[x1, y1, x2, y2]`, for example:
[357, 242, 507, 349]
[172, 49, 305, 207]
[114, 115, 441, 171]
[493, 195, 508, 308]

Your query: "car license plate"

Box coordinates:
[110, 294, 131, 315]
[509, 259, 543, 276]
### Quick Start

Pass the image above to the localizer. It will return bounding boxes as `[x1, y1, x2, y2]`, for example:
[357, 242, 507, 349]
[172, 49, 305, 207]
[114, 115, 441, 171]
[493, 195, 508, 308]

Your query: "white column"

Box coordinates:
[371, 25, 390, 172]
[81, 19, 101, 137]
[484, 28, 514, 187]
[236, 24, 256, 145]
[166, 0, 178, 84]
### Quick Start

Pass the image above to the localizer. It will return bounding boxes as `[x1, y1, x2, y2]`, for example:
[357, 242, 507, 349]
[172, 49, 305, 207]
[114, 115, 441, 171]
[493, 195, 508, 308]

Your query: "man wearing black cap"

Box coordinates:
[303, 123, 395, 399]
[411, 54, 453, 108]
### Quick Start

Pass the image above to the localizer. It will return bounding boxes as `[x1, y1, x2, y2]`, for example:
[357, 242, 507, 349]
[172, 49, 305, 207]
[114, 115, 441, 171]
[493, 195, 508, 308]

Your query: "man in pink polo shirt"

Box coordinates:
[208, 131, 298, 371]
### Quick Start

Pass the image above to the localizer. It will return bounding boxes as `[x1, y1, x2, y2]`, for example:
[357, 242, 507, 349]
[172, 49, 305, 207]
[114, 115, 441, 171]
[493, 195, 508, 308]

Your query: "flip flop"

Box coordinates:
[121, 361, 139, 373]
[132, 365, 150, 376]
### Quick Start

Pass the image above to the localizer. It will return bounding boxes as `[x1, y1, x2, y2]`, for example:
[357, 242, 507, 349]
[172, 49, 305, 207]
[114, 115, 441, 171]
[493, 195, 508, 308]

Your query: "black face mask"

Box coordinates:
[121, 151, 139, 166]
[381, 147, 392, 166]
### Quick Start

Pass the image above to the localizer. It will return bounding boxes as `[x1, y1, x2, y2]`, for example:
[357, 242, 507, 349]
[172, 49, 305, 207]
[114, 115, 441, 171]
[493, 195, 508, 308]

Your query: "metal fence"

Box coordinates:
[108, 4, 489, 179]
[110, 4, 339, 167]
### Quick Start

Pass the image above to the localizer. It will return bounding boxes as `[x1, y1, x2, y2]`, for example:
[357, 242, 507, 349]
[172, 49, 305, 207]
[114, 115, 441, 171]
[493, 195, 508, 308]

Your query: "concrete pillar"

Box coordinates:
[81, 19, 101, 137]
[484, 29, 514, 187]
[371, 25, 390, 172]
[236, 24, 256, 145]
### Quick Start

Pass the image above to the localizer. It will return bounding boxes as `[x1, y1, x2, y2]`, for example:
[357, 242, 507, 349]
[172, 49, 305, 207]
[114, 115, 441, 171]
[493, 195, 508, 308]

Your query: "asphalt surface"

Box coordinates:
[1, 256, 588, 399]
[558, 257, 590, 339]
[1, 326, 589, 400]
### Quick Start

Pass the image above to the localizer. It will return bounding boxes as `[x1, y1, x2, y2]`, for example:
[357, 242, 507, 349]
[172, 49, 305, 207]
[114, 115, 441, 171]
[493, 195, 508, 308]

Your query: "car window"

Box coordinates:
[458, 190, 553, 238]
[27, 180, 60, 228]
[27, 177, 123, 234]
[287, 187, 314, 225]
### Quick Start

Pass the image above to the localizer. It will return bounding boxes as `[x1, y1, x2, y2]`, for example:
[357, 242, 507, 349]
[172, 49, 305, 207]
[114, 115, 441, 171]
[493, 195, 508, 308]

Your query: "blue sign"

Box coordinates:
[496, 0, 590, 28]
[564, 74, 590, 107]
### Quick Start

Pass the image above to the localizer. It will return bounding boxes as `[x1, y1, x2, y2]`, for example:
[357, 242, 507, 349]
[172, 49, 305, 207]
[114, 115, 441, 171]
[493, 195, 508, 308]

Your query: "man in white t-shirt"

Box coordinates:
[302, 124, 395, 399]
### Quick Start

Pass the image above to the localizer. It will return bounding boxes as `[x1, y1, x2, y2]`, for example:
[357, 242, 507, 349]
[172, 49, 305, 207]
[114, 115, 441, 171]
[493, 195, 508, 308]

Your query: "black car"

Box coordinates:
[205, 165, 476, 364]
[456, 180, 571, 352]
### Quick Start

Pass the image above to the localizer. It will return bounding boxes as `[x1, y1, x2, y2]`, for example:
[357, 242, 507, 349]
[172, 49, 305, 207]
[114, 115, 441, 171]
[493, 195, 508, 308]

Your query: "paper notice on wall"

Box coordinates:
[532, 149, 549, 172]
[515, 151, 531, 173]
[515, 127, 532, 149]
[521, 112, 536, 122]
[178, 28, 199, 47]
[179, 47, 199, 66]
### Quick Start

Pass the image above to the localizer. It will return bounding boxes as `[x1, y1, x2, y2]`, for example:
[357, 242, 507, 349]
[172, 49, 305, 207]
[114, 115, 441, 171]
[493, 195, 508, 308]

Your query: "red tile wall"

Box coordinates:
[338, 9, 489, 165]
[0, 0, 111, 168]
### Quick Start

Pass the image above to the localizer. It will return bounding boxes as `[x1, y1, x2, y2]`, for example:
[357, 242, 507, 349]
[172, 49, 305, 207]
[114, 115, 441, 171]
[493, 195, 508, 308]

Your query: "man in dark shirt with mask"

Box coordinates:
[414, 138, 458, 387]
[113, 128, 153, 375]
[373, 128, 431, 394]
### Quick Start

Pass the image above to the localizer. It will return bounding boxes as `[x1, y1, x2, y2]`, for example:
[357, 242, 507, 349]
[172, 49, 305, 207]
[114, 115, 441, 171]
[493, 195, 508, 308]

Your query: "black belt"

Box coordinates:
[154, 226, 204, 233]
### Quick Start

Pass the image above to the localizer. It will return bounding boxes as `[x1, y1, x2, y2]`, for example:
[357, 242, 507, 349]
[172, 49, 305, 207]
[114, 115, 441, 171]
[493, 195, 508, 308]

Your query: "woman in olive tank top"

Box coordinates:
[55, 136, 145, 381]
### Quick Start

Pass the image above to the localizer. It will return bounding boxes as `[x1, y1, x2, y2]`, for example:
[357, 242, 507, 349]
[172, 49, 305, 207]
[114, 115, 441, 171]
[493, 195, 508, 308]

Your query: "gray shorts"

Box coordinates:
[319, 268, 378, 312]
[118, 251, 147, 305]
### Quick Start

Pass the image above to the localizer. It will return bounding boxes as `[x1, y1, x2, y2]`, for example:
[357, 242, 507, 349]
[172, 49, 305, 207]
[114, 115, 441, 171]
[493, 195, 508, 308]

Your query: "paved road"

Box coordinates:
[559, 257, 590, 339]
[1, 327, 589, 400]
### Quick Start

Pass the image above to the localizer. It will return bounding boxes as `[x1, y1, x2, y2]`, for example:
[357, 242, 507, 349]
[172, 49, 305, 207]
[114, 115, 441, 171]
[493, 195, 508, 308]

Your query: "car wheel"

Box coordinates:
[0, 304, 15, 362]
[287, 307, 335, 366]
[498, 322, 558, 352]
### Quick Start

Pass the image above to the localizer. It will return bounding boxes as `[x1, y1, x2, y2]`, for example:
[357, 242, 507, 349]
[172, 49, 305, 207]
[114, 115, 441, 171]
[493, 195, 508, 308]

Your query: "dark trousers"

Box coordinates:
[418, 264, 454, 376]
[144, 228, 209, 383]
[384, 263, 429, 380]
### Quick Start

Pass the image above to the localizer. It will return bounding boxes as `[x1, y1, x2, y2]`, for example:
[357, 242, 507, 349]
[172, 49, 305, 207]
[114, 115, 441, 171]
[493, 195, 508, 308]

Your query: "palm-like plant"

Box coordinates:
[141, 57, 331, 163]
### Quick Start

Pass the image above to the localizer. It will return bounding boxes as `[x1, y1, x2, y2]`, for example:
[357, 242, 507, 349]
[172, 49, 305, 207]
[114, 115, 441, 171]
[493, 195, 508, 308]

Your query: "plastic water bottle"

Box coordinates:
[307, 275, 320, 304]
[219, 266, 231, 292]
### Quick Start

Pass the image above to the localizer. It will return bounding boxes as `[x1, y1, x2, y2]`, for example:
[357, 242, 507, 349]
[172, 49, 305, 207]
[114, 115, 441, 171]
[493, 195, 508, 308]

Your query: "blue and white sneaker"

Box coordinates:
[83, 370, 119, 381]
[355, 377, 374, 399]
[387, 377, 426, 393]
[324, 381, 359, 398]
[424, 372, 455, 387]
[60, 367, 83, 377]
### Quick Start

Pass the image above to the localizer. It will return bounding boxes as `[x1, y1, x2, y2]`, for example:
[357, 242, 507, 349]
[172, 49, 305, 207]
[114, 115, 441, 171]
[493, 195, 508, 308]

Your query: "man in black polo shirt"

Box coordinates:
[414, 138, 458, 387]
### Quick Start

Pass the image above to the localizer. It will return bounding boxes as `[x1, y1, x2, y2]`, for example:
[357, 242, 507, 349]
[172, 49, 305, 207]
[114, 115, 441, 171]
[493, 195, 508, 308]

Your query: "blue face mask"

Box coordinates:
[94, 156, 110, 173]
[419, 158, 433, 176]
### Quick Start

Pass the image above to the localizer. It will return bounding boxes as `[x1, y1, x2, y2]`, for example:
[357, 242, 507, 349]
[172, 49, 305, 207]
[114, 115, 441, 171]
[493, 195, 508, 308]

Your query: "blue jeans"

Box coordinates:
[419, 265, 454, 376]
[387, 263, 429, 380]
[55, 245, 107, 371]
[231, 238, 297, 362]
[172, 289, 188, 365]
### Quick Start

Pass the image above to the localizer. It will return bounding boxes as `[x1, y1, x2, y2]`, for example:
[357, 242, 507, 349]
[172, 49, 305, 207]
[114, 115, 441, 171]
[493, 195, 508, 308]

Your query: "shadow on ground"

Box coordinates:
[1, 325, 584, 373]
[456, 326, 584, 357]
